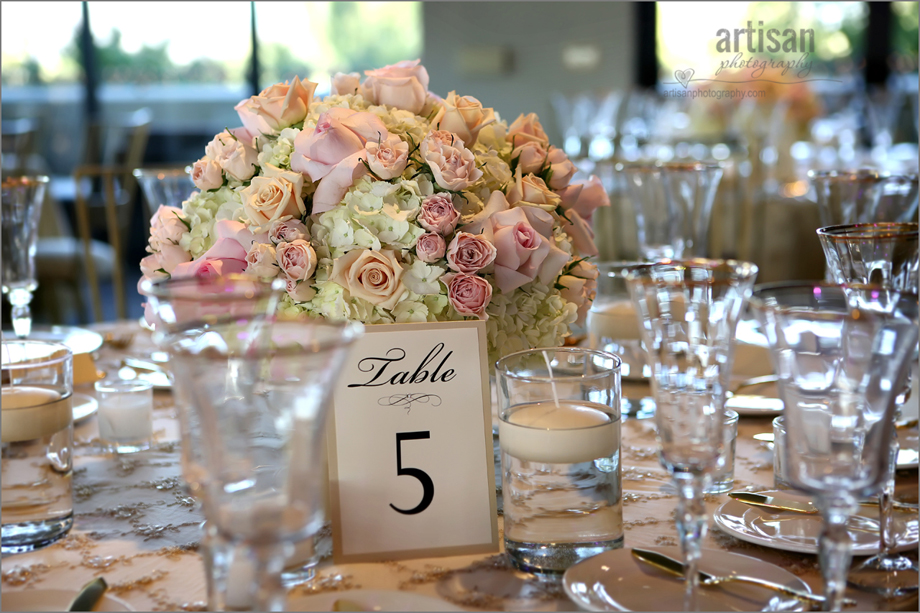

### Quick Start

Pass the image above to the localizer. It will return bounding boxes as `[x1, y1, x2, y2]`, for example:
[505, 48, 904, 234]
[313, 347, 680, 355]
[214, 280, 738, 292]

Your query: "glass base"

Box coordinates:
[704, 475, 735, 495]
[505, 536, 624, 575]
[101, 440, 151, 454]
[847, 554, 919, 597]
[2, 515, 73, 554]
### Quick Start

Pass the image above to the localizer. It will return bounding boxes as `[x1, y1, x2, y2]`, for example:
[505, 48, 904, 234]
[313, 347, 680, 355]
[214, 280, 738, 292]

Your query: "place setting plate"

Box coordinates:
[288, 589, 464, 612]
[563, 546, 813, 612]
[713, 490, 919, 556]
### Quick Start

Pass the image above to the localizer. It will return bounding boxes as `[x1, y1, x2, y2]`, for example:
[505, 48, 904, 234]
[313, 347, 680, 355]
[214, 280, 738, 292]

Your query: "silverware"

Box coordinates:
[732, 374, 779, 393]
[67, 577, 108, 611]
[631, 548, 855, 608]
[897, 418, 918, 430]
[729, 491, 918, 514]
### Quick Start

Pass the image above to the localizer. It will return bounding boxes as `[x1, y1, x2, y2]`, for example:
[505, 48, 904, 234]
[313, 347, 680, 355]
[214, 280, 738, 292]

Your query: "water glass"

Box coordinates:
[95, 379, 154, 453]
[817, 222, 919, 292]
[772, 416, 792, 490]
[164, 317, 362, 611]
[626, 259, 758, 611]
[810, 169, 918, 227]
[587, 261, 647, 380]
[618, 163, 723, 260]
[1, 175, 48, 338]
[133, 167, 197, 220]
[496, 347, 623, 575]
[1, 340, 73, 553]
[706, 409, 739, 495]
[751, 283, 918, 611]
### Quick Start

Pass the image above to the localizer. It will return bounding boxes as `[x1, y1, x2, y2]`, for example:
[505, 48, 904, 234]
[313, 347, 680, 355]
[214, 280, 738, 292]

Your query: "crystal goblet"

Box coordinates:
[618, 163, 723, 261]
[817, 222, 920, 596]
[809, 170, 919, 227]
[132, 167, 197, 220]
[626, 259, 758, 611]
[1, 175, 48, 338]
[750, 283, 919, 611]
[164, 315, 362, 611]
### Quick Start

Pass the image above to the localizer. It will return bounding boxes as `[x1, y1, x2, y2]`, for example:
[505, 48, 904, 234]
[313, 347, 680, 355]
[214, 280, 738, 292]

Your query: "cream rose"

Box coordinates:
[235, 76, 318, 135]
[430, 91, 496, 146]
[330, 248, 407, 310]
[244, 242, 279, 279]
[360, 59, 430, 115]
[510, 141, 549, 175]
[546, 146, 576, 189]
[422, 136, 483, 192]
[204, 127, 258, 181]
[276, 239, 317, 282]
[331, 72, 361, 96]
[506, 167, 561, 211]
[191, 157, 223, 190]
[286, 277, 317, 303]
[240, 166, 306, 232]
[149, 205, 189, 251]
[269, 219, 309, 244]
[365, 134, 409, 180]
[506, 112, 549, 146]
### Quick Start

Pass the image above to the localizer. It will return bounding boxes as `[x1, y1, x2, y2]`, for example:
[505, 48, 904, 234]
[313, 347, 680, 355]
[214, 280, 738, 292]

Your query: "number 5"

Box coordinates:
[390, 431, 434, 515]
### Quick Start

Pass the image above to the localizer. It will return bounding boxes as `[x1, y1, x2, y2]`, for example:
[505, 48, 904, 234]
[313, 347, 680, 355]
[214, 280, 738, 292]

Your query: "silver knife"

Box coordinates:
[631, 548, 855, 608]
[728, 492, 819, 514]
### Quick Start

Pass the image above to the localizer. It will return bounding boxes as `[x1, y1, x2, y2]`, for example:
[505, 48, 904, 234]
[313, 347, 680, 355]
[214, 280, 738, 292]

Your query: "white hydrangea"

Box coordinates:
[179, 186, 244, 257]
[402, 258, 445, 295]
[256, 127, 299, 169]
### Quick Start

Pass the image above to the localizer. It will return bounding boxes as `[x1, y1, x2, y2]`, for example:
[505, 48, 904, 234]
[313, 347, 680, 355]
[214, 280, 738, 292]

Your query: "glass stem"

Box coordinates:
[249, 541, 289, 612]
[877, 436, 898, 557]
[818, 496, 857, 611]
[675, 472, 707, 612]
[201, 522, 231, 612]
[9, 287, 33, 338]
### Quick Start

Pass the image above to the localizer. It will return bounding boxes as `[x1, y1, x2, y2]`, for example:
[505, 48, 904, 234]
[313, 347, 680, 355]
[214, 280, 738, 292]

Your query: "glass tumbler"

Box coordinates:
[497, 347, 623, 575]
[587, 261, 648, 380]
[2, 340, 74, 553]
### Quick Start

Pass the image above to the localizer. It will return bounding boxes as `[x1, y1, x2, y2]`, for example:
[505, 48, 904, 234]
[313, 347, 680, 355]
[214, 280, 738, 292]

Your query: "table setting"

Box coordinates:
[3, 57, 919, 613]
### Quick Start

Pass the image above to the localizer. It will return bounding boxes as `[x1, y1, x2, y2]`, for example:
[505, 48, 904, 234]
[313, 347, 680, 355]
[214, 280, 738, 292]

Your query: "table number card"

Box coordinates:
[327, 320, 499, 563]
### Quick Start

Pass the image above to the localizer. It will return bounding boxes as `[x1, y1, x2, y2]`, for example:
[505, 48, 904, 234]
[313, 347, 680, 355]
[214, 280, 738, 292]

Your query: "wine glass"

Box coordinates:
[163, 315, 361, 611]
[809, 169, 918, 227]
[1, 175, 48, 338]
[625, 259, 758, 611]
[132, 167, 197, 220]
[817, 222, 919, 596]
[750, 283, 919, 611]
[618, 163, 723, 261]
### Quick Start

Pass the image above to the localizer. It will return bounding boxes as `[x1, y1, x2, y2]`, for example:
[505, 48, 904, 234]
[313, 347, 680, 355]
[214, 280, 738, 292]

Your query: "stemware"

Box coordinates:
[625, 259, 758, 611]
[618, 163, 723, 261]
[1, 175, 48, 338]
[816, 222, 920, 596]
[133, 167, 197, 220]
[809, 169, 919, 228]
[750, 284, 919, 611]
[164, 315, 361, 611]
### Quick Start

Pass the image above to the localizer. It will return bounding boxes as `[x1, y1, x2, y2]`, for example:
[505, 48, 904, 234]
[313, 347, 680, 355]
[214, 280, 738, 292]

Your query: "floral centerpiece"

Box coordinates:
[139, 60, 609, 364]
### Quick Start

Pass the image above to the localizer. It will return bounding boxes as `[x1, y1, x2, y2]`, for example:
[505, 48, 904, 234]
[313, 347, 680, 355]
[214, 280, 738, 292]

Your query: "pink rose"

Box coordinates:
[442, 273, 492, 320]
[422, 136, 483, 192]
[285, 277, 316, 303]
[276, 239, 317, 282]
[171, 235, 248, 279]
[365, 134, 408, 180]
[561, 209, 598, 257]
[415, 232, 446, 263]
[155, 244, 193, 274]
[558, 261, 599, 326]
[269, 219, 308, 244]
[234, 76, 318, 135]
[559, 175, 610, 222]
[511, 141, 549, 175]
[506, 112, 549, 146]
[239, 165, 306, 231]
[244, 242, 279, 279]
[418, 193, 460, 235]
[204, 127, 258, 181]
[140, 254, 170, 282]
[506, 167, 561, 211]
[488, 207, 569, 292]
[430, 91, 496, 146]
[330, 249, 406, 310]
[148, 205, 188, 251]
[191, 157, 223, 190]
[292, 107, 388, 181]
[546, 146, 576, 189]
[446, 232, 497, 274]
[331, 72, 361, 96]
[360, 59, 430, 114]
[420, 129, 464, 157]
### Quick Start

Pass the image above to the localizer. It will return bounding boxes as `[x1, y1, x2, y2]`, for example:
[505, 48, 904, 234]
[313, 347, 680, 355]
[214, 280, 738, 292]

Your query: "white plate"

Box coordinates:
[288, 589, 464, 612]
[26, 326, 104, 355]
[1, 588, 134, 611]
[736, 318, 767, 348]
[714, 490, 919, 556]
[563, 546, 810, 612]
[72, 392, 99, 423]
[726, 394, 784, 417]
[898, 427, 919, 469]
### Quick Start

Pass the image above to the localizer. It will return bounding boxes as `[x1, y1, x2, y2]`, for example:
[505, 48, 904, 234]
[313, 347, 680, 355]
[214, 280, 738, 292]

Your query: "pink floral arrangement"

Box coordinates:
[140, 60, 609, 362]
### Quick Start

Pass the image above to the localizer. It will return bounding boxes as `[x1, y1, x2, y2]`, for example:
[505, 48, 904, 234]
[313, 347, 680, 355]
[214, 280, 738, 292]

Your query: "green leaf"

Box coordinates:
[173, 211, 192, 232]
[224, 127, 238, 141]
[154, 268, 171, 279]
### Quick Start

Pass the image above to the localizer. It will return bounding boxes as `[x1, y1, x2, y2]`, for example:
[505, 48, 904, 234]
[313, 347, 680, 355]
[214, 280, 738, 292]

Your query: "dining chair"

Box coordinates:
[73, 165, 137, 321]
